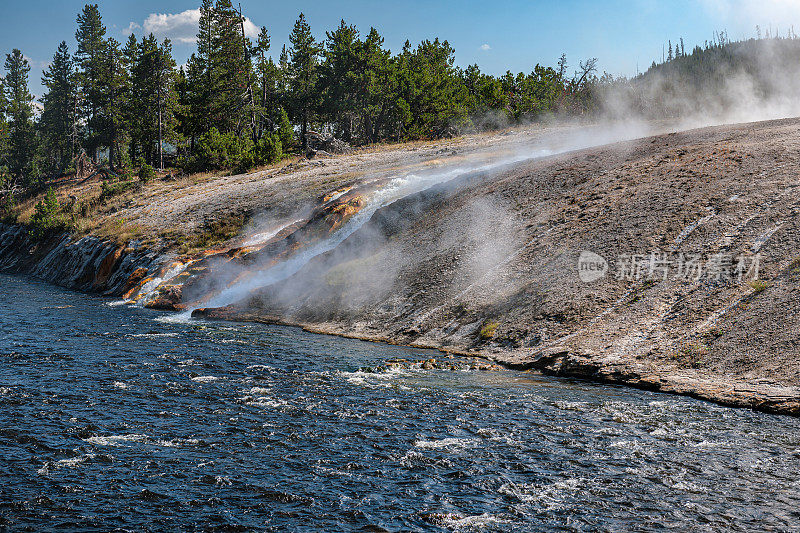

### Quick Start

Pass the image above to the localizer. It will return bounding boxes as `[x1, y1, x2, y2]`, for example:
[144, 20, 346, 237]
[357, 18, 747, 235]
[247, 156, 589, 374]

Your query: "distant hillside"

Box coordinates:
[601, 37, 800, 121]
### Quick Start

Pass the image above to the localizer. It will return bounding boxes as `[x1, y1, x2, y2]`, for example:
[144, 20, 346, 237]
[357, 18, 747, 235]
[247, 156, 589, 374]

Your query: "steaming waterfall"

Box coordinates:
[135, 262, 189, 307]
[174, 119, 677, 317]
[243, 220, 303, 247]
[190, 150, 553, 313]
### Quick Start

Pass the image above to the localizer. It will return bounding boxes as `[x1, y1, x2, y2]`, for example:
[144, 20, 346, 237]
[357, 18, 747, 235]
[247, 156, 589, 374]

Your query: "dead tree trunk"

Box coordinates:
[158, 82, 164, 171]
[238, 3, 258, 141]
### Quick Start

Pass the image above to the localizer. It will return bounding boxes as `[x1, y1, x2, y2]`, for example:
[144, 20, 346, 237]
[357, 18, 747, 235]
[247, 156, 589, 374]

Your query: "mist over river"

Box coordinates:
[1, 273, 799, 531]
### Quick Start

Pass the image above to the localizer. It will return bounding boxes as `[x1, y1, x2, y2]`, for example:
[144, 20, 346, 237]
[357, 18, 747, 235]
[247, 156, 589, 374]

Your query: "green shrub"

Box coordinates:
[120, 167, 137, 180]
[234, 150, 255, 175]
[256, 133, 283, 165]
[100, 179, 141, 200]
[25, 159, 44, 188]
[192, 127, 255, 173]
[29, 188, 70, 239]
[138, 163, 156, 183]
[1, 191, 17, 223]
[748, 279, 768, 293]
[480, 320, 499, 340]
[277, 108, 294, 151]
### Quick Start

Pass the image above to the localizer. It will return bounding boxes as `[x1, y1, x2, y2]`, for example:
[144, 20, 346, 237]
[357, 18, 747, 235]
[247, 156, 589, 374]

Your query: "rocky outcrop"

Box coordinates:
[0, 223, 160, 296]
[499, 347, 800, 416]
[305, 131, 351, 156]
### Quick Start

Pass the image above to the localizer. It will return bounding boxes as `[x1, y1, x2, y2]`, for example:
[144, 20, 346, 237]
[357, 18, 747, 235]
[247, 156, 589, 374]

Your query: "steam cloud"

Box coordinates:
[177, 36, 800, 319]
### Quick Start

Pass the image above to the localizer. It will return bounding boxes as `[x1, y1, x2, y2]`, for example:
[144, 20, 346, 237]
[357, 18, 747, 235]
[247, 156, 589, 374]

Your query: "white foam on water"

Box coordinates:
[693, 439, 722, 448]
[54, 454, 96, 468]
[440, 512, 508, 531]
[338, 366, 413, 387]
[245, 364, 273, 371]
[247, 398, 288, 409]
[155, 311, 193, 324]
[191, 376, 220, 383]
[414, 437, 477, 450]
[499, 477, 587, 511]
[155, 438, 201, 447]
[82, 434, 149, 447]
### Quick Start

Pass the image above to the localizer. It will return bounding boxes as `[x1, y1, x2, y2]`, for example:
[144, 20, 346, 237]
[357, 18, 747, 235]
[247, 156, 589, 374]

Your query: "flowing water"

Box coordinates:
[1, 274, 799, 531]
[195, 152, 550, 313]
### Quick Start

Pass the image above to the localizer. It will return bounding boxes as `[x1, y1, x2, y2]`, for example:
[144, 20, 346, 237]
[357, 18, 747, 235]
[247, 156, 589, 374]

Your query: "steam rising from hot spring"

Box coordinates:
[192, 149, 551, 312]
[183, 120, 671, 316]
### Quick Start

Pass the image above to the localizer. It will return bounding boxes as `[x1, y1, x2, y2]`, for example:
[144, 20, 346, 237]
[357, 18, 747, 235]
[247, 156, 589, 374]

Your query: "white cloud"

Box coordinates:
[142, 9, 201, 44]
[124, 9, 259, 45]
[241, 19, 260, 41]
[480, 43, 491, 51]
[23, 55, 50, 70]
[122, 22, 141, 37]
[702, 0, 800, 32]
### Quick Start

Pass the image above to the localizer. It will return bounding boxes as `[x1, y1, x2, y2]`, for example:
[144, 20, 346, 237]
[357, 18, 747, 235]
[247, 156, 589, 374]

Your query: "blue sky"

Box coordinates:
[2, 0, 799, 97]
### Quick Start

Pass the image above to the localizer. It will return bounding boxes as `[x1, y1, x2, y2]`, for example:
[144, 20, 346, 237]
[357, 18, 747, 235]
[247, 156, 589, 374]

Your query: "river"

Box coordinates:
[1, 274, 798, 531]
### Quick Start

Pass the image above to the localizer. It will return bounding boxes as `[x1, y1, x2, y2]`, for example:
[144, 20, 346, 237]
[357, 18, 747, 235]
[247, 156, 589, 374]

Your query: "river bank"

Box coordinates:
[3, 118, 800, 416]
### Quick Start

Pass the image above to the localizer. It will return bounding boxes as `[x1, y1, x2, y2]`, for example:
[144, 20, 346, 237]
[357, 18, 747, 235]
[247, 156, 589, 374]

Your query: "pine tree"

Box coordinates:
[279, 44, 289, 96]
[287, 13, 320, 150]
[186, 0, 215, 136]
[557, 54, 568, 80]
[320, 20, 360, 142]
[122, 34, 141, 164]
[40, 41, 79, 174]
[102, 38, 128, 169]
[0, 74, 9, 179]
[668, 40, 673, 61]
[210, 0, 252, 135]
[184, 0, 253, 140]
[154, 39, 178, 170]
[180, 54, 207, 149]
[75, 3, 108, 161]
[279, 45, 289, 70]
[3, 50, 35, 186]
[395, 39, 467, 139]
[253, 26, 283, 138]
[359, 27, 395, 143]
[130, 35, 178, 168]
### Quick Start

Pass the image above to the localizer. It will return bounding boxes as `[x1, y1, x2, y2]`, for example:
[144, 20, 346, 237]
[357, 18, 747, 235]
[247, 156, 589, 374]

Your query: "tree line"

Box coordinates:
[0, 1, 603, 194]
[606, 30, 800, 119]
